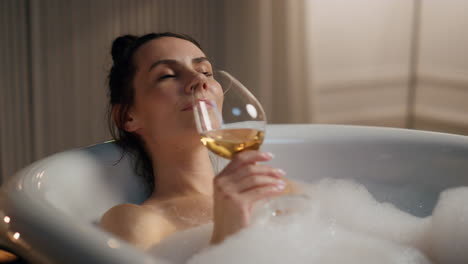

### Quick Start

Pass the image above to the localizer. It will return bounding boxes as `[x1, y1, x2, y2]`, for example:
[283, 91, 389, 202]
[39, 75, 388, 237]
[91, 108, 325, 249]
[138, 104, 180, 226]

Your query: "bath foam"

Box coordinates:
[187, 200, 431, 264]
[150, 224, 212, 264]
[429, 187, 468, 264]
[303, 179, 431, 250]
[149, 178, 468, 264]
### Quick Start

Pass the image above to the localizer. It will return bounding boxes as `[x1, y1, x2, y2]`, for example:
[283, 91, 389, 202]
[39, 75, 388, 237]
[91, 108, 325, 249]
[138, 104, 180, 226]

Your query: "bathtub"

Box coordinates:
[1, 124, 467, 263]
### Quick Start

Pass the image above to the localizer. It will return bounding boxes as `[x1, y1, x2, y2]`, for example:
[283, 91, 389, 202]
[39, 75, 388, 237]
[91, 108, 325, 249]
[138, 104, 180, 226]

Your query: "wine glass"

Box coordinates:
[192, 71, 266, 159]
[192, 70, 310, 223]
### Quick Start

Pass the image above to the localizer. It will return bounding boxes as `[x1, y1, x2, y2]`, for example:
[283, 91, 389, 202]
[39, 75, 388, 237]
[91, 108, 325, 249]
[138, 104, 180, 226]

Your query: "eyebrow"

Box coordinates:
[148, 56, 210, 72]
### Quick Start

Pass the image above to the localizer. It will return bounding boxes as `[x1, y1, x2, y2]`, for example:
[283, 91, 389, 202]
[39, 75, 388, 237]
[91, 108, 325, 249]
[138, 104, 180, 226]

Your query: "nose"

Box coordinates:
[185, 72, 208, 94]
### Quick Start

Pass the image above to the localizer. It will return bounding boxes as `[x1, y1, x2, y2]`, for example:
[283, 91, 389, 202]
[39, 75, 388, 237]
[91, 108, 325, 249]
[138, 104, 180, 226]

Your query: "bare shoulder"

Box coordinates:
[100, 203, 176, 250]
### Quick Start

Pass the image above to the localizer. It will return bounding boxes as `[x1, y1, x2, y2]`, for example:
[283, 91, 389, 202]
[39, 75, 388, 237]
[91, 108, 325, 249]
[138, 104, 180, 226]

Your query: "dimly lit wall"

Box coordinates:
[414, 0, 468, 134]
[0, 0, 226, 181]
[1, 0, 468, 182]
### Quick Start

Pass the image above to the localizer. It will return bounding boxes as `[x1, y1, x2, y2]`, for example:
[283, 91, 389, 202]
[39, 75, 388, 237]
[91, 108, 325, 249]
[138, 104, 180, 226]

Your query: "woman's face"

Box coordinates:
[125, 37, 223, 144]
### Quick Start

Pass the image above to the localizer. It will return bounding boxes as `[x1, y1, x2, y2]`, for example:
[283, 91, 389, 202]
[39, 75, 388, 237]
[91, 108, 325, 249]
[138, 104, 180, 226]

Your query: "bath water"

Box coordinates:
[149, 178, 468, 264]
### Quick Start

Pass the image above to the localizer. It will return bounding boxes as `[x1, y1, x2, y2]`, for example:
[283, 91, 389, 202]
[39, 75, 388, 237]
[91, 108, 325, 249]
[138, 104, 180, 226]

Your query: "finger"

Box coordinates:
[241, 184, 287, 204]
[221, 150, 273, 175]
[225, 164, 286, 182]
[236, 175, 287, 193]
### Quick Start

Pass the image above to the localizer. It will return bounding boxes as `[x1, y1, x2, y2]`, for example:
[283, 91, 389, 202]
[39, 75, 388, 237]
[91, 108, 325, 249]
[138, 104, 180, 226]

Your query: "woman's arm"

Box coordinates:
[100, 203, 177, 250]
[210, 150, 287, 244]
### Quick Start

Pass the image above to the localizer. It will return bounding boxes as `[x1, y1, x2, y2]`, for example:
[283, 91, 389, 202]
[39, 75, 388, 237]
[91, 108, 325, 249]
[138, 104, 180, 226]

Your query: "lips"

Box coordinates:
[181, 99, 214, 111]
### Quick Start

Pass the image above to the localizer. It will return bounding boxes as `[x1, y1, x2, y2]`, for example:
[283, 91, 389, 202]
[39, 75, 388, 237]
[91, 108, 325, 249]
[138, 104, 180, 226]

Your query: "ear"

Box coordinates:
[112, 104, 141, 133]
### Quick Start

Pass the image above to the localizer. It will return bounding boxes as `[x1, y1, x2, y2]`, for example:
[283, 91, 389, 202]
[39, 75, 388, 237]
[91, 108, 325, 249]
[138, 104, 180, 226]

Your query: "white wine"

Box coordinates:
[200, 128, 264, 159]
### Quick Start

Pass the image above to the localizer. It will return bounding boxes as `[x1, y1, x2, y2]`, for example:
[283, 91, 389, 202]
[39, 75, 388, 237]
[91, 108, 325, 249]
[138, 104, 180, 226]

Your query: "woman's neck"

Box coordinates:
[148, 139, 215, 201]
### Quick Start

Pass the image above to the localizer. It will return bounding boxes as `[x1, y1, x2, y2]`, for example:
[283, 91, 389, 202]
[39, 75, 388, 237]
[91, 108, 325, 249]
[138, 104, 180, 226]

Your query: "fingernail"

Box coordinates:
[277, 180, 287, 187]
[274, 183, 286, 190]
[275, 168, 286, 176]
[264, 152, 274, 159]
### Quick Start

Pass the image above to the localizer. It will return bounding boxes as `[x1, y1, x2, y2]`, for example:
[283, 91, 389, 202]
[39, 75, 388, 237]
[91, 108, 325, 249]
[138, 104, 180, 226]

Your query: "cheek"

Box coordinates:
[212, 82, 224, 104]
[214, 90, 224, 114]
[146, 83, 182, 104]
[217, 94, 224, 113]
[136, 90, 175, 121]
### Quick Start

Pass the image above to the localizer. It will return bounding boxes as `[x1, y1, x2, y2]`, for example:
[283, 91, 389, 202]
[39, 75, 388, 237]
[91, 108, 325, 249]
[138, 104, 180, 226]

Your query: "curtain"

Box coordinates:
[2, 0, 468, 183]
[1, 0, 313, 182]
[0, 0, 224, 182]
[0, 0, 34, 183]
[222, 0, 314, 123]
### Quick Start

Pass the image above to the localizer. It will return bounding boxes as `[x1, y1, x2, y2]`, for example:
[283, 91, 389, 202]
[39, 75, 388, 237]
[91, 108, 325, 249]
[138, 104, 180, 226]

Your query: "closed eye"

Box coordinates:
[159, 74, 176, 80]
[203, 72, 213, 77]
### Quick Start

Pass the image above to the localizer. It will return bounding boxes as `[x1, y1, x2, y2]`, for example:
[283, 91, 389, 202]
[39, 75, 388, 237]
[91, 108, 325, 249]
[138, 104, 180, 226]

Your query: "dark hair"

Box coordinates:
[107, 32, 203, 192]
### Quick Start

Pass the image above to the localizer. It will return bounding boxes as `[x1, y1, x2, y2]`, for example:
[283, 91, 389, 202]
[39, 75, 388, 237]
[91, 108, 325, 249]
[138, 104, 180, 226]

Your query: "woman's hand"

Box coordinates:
[210, 150, 287, 244]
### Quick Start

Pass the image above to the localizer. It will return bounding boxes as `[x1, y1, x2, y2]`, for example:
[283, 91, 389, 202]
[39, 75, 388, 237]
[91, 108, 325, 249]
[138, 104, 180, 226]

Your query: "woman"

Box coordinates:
[100, 32, 288, 250]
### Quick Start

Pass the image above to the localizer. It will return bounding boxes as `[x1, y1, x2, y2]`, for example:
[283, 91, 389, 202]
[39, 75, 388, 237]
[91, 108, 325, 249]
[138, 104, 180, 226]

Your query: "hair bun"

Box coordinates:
[111, 35, 138, 63]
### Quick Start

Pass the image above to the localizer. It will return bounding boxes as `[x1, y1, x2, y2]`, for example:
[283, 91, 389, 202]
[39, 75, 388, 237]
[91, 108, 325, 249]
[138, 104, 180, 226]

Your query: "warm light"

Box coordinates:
[3, 216, 10, 224]
[12, 232, 20, 240]
[107, 239, 119, 249]
[0, 249, 18, 262]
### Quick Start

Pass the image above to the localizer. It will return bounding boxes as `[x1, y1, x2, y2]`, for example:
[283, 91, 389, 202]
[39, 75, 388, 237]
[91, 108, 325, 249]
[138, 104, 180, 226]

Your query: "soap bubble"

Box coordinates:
[149, 179, 468, 264]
